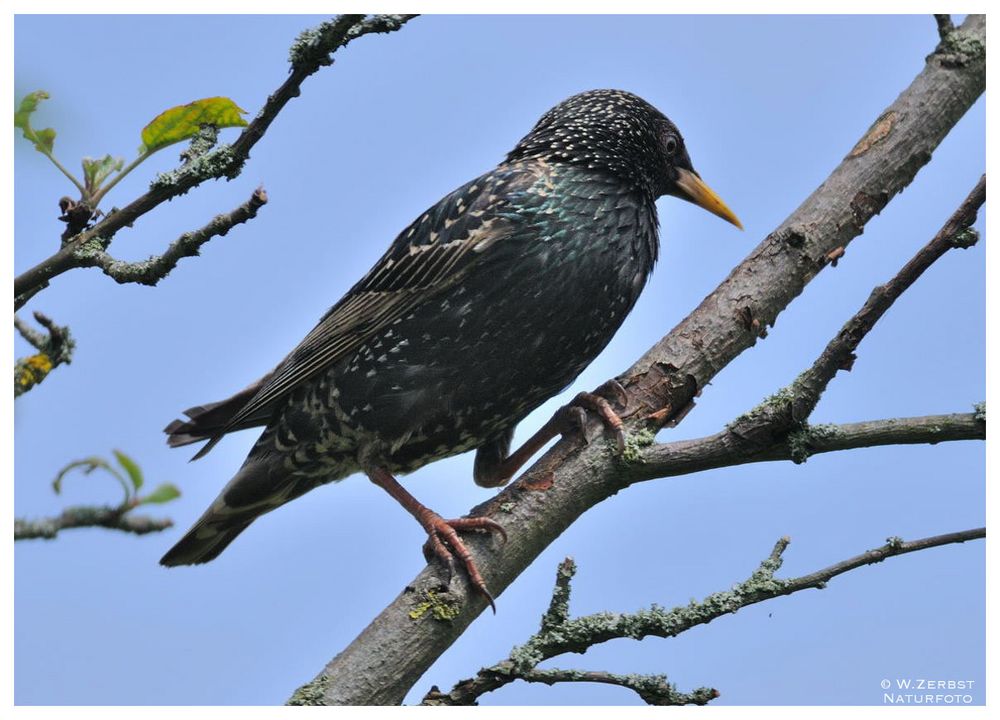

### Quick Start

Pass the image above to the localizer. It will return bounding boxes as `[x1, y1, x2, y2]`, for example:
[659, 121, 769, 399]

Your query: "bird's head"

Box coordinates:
[506, 89, 742, 229]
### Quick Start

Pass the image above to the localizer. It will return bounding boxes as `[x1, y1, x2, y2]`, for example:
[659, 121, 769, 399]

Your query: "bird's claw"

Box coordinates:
[594, 379, 629, 409]
[567, 381, 628, 453]
[419, 514, 506, 613]
[551, 404, 589, 445]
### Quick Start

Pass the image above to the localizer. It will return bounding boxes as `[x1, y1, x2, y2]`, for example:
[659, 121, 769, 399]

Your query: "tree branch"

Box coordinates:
[626, 176, 985, 481]
[425, 668, 719, 707]
[722, 176, 984, 450]
[14, 504, 173, 540]
[630, 410, 984, 483]
[75, 186, 268, 286]
[14, 310, 75, 397]
[785, 177, 983, 417]
[13, 14, 418, 307]
[420, 528, 984, 705]
[934, 14, 955, 41]
[295, 15, 985, 706]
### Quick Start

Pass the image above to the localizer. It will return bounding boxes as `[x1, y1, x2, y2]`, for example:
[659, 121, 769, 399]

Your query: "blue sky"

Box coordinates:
[13, 14, 984, 706]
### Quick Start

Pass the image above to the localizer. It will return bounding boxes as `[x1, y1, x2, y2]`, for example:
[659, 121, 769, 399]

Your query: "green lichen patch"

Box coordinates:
[974, 401, 985, 423]
[937, 26, 986, 67]
[507, 639, 546, 675]
[73, 235, 111, 259]
[787, 423, 842, 464]
[607, 427, 656, 465]
[951, 227, 979, 249]
[728, 386, 796, 429]
[408, 589, 462, 622]
[286, 674, 329, 706]
[148, 144, 239, 191]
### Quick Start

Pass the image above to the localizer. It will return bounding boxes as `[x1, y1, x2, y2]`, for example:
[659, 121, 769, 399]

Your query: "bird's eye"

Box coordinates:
[664, 135, 679, 156]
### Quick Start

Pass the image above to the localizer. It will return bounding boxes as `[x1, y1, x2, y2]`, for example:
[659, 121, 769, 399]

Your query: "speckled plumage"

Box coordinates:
[161, 89, 738, 567]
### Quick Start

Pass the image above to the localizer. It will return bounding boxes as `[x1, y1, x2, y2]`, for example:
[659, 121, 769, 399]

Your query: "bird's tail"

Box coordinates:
[160, 515, 253, 566]
[164, 376, 274, 461]
[160, 454, 314, 567]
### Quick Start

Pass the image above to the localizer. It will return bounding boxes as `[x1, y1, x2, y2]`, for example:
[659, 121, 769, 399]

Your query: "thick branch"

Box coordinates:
[75, 187, 268, 286]
[14, 505, 173, 540]
[423, 529, 983, 705]
[14, 311, 75, 397]
[298, 15, 985, 706]
[13, 14, 418, 306]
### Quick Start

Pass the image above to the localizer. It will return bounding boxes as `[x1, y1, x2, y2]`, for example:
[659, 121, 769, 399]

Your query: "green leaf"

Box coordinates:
[14, 90, 57, 153]
[139, 97, 247, 154]
[112, 449, 143, 492]
[82, 155, 125, 193]
[139, 483, 181, 505]
[14, 90, 49, 129]
[32, 128, 56, 154]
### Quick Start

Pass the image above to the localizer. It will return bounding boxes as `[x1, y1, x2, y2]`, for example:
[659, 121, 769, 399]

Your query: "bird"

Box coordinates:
[160, 89, 741, 607]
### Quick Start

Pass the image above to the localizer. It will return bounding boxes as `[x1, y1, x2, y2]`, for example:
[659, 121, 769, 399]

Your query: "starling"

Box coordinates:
[161, 89, 741, 605]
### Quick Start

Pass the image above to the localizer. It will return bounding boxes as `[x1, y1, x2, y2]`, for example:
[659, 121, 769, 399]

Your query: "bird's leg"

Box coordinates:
[365, 465, 506, 612]
[474, 380, 628, 488]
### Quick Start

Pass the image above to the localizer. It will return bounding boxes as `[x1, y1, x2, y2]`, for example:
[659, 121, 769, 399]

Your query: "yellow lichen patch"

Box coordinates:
[408, 590, 461, 622]
[17, 353, 53, 388]
[849, 111, 897, 157]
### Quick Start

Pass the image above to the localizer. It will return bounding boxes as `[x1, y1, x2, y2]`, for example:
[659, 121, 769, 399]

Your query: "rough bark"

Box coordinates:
[292, 15, 985, 706]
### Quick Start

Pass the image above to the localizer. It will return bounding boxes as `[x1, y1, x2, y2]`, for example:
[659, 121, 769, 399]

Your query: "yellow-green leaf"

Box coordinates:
[32, 128, 56, 154]
[14, 90, 50, 129]
[113, 449, 143, 492]
[139, 483, 181, 505]
[14, 90, 57, 153]
[140, 97, 247, 154]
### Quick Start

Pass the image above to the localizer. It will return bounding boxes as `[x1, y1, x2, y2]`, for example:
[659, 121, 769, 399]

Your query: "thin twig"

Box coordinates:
[231, 15, 418, 169]
[14, 505, 174, 540]
[425, 529, 984, 705]
[76, 187, 268, 286]
[13, 14, 418, 307]
[934, 14, 955, 41]
[14, 315, 49, 349]
[726, 176, 985, 447]
[788, 175, 984, 418]
[515, 669, 719, 706]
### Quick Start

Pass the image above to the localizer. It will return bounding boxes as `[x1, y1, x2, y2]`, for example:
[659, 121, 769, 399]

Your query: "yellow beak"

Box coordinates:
[675, 168, 743, 229]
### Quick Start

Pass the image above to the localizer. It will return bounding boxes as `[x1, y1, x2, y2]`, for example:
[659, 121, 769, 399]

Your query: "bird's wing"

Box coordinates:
[216, 166, 538, 440]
